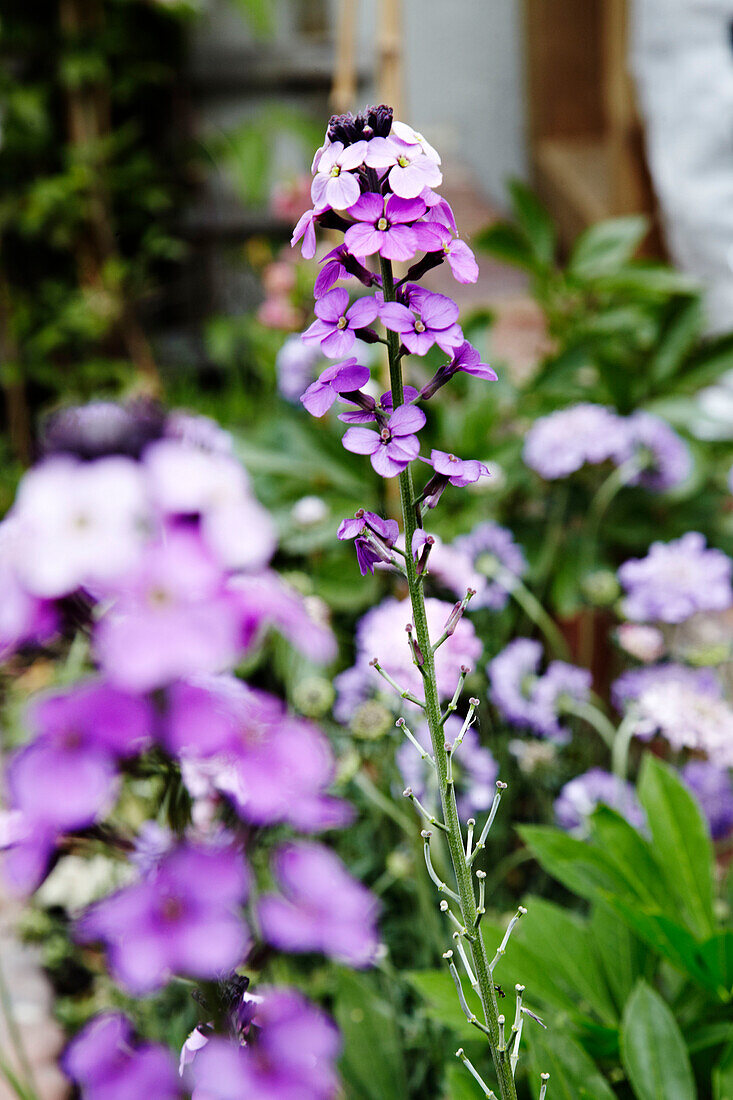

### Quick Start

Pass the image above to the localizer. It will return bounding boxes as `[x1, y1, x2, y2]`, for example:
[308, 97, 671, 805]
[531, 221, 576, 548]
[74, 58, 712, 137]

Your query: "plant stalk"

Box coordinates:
[380, 257, 517, 1100]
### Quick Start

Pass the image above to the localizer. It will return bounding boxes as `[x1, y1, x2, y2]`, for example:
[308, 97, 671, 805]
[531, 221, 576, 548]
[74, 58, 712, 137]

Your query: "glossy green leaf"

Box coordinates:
[508, 180, 556, 267]
[569, 216, 649, 279]
[518, 825, 639, 905]
[590, 904, 648, 1013]
[620, 981, 695, 1100]
[638, 756, 716, 938]
[589, 807, 675, 917]
[334, 970, 408, 1100]
[526, 1029, 616, 1100]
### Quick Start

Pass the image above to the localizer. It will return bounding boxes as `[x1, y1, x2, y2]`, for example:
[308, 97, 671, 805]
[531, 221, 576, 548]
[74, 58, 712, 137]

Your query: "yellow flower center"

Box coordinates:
[414, 320, 426, 333]
[337, 316, 348, 329]
[398, 155, 410, 168]
[377, 217, 388, 231]
[330, 165, 341, 177]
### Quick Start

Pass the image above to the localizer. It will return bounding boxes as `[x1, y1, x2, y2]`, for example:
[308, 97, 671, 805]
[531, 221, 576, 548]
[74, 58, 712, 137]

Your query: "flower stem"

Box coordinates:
[380, 256, 518, 1100]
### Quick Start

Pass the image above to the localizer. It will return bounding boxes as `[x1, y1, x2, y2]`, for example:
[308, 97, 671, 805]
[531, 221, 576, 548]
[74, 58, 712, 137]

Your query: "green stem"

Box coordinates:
[560, 697, 616, 750]
[380, 257, 518, 1100]
[611, 712, 638, 780]
[506, 573, 570, 661]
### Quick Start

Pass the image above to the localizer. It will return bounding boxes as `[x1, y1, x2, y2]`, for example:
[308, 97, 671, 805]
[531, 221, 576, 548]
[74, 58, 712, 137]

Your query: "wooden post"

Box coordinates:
[377, 0, 403, 115]
[331, 0, 358, 113]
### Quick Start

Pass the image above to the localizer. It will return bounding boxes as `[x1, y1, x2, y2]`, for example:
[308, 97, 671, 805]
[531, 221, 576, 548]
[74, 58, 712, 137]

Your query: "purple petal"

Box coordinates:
[338, 140, 368, 171]
[420, 292, 460, 330]
[435, 324, 465, 354]
[347, 193, 384, 222]
[344, 223, 384, 257]
[371, 446, 407, 478]
[385, 195, 427, 224]
[380, 226, 417, 262]
[364, 136, 400, 168]
[300, 382, 335, 417]
[300, 318, 332, 346]
[291, 210, 317, 258]
[326, 172, 361, 211]
[321, 328, 356, 357]
[412, 222, 448, 252]
[346, 296, 379, 328]
[332, 362, 370, 392]
[314, 259, 346, 298]
[388, 404, 426, 435]
[447, 239, 479, 284]
[402, 329, 436, 355]
[342, 427, 381, 456]
[337, 517, 365, 541]
[379, 302, 415, 333]
[314, 288, 349, 323]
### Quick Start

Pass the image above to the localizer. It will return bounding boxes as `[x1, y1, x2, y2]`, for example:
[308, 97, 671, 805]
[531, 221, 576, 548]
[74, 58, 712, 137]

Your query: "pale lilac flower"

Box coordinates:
[144, 440, 276, 571]
[612, 662, 721, 713]
[94, 530, 242, 692]
[380, 291, 463, 355]
[231, 571, 337, 664]
[302, 288, 379, 358]
[343, 403, 426, 477]
[355, 595, 482, 700]
[488, 639, 590, 741]
[624, 411, 692, 492]
[617, 533, 733, 624]
[523, 404, 630, 479]
[555, 769, 646, 836]
[0, 520, 57, 655]
[311, 140, 367, 209]
[337, 509, 399, 575]
[275, 334, 325, 402]
[187, 990, 339, 1100]
[413, 221, 479, 283]
[420, 449, 490, 506]
[344, 194, 423, 261]
[41, 399, 166, 461]
[300, 359, 371, 416]
[390, 120, 441, 164]
[615, 623, 666, 663]
[397, 715, 499, 820]
[421, 340, 497, 399]
[259, 841, 379, 967]
[420, 187, 457, 232]
[680, 761, 733, 839]
[291, 206, 320, 258]
[77, 842, 249, 994]
[453, 522, 528, 611]
[165, 411, 234, 456]
[365, 136, 442, 198]
[632, 680, 733, 763]
[62, 1013, 180, 1100]
[338, 383, 419, 425]
[11, 455, 149, 598]
[0, 812, 56, 896]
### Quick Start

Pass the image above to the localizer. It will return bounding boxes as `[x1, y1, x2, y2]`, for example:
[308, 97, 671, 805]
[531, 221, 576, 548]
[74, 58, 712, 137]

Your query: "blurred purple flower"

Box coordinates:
[380, 291, 463, 355]
[40, 399, 166, 462]
[523, 404, 630, 479]
[77, 842, 249, 994]
[453, 522, 527, 611]
[187, 989, 339, 1100]
[231, 571, 337, 664]
[259, 841, 379, 967]
[94, 530, 242, 692]
[488, 639, 590, 741]
[62, 1013, 180, 1100]
[300, 359, 371, 417]
[165, 411, 235, 455]
[397, 715, 499, 820]
[612, 662, 721, 713]
[624, 411, 692, 492]
[680, 761, 733, 839]
[618, 533, 733, 624]
[275, 335, 325, 403]
[342, 403, 426, 477]
[302, 288, 379, 358]
[344, 193, 423, 261]
[555, 769, 646, 836]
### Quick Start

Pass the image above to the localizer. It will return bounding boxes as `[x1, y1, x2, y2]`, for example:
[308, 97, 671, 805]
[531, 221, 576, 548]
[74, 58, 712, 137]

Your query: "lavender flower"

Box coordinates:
[77, 841, 249, 994]
[488, 639, 590, 741]
[343, 403, 426, 477]
[421, 340, 497, 401]
[337, 509, 399, 575]
[62, 1013, 180, 1099]
[615, 623, 666, 663]
[364, 135, 442, 198]
[555, 769, 646, 836]
[275, 334, 325, 403]
[453, 522, 527, 611]
[380, 291, 463, 355]
[259, 841, 379, 967]
[397, 716, 498, 820]
[345, 193, 424, 261]
[300, 359, 371, 417]
[187, 989, 340, 1100]
[624, 411, 692, 492]
[302, 288, 379, 358]
[612, 662, 722, 713]
[421, 449, 490, 507]
[631, 680, 733, 763]
[41, 398, 166, 461]
[680, 761, 733, 839]
[311, 140, 368, 209]
[523, 404, 630, 479]
[617, 532, 733, 623]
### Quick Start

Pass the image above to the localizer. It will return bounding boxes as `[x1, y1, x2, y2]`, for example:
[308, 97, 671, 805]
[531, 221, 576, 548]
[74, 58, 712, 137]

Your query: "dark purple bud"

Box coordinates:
[405, 623, 424, 666]
[421, 472, 450, 509]
[401, 250, 445, 286]
[328, 104, 394, 145]
[416, 535, 435, 576]
[317, 210, 351, 233]
[354, 327, 381, 344]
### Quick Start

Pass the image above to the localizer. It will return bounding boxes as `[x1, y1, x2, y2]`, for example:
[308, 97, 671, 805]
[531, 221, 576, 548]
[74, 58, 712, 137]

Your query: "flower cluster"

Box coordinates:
[488, 639, 591, 742]
[617, 532, 733, 624]
[0, 400, 378, 1097]
[524, 403, 691, 491]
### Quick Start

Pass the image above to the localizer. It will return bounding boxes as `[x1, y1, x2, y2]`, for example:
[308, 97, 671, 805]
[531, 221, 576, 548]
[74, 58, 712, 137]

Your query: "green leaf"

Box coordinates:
[589, 807, 675, 917]
[599, 900, 719, 992]
[569, 216, 649, 279]
[526, 1030, 616, 1100]
[649, 297, 703, 385]
[508, 180, 556, 267]
[334, 970, 408, 1100]
[406, 968, 483, 1042]
[620, 981, 695, 1100]
[714, 1042, 733, 1100]
[474, 222, 536, 270]
[518, 825, 638, 905]
[444, 1062, 484, 1100]
[590, 904, 649, 1013]
[638, 756, 716, 938]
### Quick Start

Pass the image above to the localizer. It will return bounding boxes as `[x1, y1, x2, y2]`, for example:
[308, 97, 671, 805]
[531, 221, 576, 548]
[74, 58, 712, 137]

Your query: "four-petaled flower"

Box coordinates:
[343, 404, 426, 477]
[301, 359, 371, 417]
[421, 340, 497, 399]
[302, 288, 379, 358]
[364, 136, 442, 198]
[380, 291, 463, 355]
[429, 449, 491, 487]
[311, 140, 367, 209]
[338, 509, 400, 575]
[345, 194, 425, 261]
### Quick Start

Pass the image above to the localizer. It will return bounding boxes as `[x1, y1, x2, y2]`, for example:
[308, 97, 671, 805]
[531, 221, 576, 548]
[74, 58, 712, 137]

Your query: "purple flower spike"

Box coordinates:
[345, 194, 424, 262]
[380, 291, 463, 356]
[300, 359, 371, 417]
[62, 1013, 181, 1100]
[343, 403, 426, 477]
[259, 841, 380, 967]
[77, 841, 249, 995]
[337, 508, 400, 575]
[311, 140, 368, 210]
[302, 288, 379, 358]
